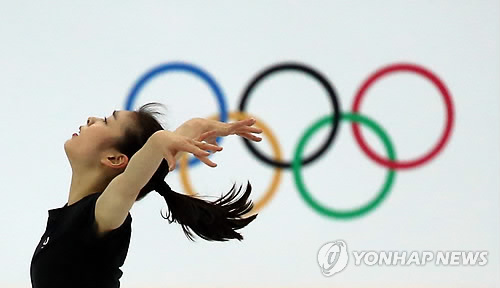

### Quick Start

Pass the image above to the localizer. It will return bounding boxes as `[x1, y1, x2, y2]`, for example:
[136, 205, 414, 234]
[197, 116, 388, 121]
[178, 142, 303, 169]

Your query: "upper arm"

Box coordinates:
[94, 136, 162, 236]
[95, 173, 138, 236]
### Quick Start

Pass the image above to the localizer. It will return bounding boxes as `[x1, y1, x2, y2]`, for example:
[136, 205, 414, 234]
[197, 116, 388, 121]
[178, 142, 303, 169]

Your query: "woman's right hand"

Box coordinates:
[151, 130, 223, 171]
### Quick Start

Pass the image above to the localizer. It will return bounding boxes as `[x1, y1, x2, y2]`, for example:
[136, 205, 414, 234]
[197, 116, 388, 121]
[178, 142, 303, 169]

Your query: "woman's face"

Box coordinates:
[64, 110, 135, 169]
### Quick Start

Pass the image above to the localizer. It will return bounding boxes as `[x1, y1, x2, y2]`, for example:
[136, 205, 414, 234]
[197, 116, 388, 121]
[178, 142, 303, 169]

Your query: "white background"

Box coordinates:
[0, 1, 499, 287]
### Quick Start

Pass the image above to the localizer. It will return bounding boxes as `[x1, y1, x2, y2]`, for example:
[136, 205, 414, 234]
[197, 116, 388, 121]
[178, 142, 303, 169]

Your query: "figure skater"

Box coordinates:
[30, 102, 263, 288]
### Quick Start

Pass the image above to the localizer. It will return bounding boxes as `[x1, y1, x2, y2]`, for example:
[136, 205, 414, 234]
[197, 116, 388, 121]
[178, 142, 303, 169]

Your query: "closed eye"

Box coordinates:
[103, 116, 107, 124]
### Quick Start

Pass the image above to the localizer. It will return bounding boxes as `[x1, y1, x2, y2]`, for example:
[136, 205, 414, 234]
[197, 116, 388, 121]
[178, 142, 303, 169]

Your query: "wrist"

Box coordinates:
[174, 118, 209, 139]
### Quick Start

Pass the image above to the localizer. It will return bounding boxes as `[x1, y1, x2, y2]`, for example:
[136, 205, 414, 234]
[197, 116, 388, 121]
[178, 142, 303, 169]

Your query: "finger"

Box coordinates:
[197, 131, 217, 142]
[195, 141, 223, 152]
[198, 136, 219, 147]
[206, 139, 218, 146]
[231, 118, 256, 129]
[200, 138, 218, 147]
[228, 120, 261, 136]
[226, 119, 253, 132]
[236, 126, 263, 134]
[182, 142, 211, 157]
[238, 117, 256, 124]
[196, 155, 217, 168]
[191, 146, 211, 157]
[237, 132, 262, 142]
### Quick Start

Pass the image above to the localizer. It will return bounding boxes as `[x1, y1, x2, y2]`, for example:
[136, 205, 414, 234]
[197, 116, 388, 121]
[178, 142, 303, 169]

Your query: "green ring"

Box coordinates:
[292, 113, 397, 219]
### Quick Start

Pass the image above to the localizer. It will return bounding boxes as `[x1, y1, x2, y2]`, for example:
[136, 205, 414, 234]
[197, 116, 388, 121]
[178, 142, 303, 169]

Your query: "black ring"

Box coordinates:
[237, 62, 341, 169]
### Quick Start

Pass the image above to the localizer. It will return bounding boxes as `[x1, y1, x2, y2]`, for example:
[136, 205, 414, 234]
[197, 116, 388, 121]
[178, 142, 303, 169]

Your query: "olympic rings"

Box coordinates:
[126, 61, 454, 219]
[179, 112, 284, 216]
[238, 63, 342, 169]
[125, 62, 229, 167]
[351, 63, 454, 169]
[293, 113, 396, 218]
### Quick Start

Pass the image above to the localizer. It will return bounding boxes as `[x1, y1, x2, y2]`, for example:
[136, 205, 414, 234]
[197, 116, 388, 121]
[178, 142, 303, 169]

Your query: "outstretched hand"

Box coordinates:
[196, 118, 263, 145]
[152, 130, 223, 171]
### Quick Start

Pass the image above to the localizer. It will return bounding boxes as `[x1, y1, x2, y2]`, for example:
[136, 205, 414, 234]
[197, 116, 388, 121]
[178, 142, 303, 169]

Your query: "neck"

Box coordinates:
[68, 169, 108, 206]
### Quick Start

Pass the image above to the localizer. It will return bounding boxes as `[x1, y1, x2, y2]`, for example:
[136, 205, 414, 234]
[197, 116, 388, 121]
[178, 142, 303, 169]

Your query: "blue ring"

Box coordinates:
[125, 62, 228, 167]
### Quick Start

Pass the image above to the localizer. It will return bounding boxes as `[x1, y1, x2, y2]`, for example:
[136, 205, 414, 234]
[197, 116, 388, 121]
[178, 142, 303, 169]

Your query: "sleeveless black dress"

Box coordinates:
[30, 192, 132, 288]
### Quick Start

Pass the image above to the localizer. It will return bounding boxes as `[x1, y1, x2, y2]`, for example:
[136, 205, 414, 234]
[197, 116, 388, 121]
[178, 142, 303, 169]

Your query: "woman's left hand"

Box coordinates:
[196, 118, 263, 145]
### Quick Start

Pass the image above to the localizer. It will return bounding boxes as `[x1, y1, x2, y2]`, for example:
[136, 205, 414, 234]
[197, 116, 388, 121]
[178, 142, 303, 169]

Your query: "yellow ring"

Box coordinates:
[179, 111, 283, 216]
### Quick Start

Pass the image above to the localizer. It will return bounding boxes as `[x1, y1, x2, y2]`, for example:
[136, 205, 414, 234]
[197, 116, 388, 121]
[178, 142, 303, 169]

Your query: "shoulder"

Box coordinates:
[79, 192, 133, 242]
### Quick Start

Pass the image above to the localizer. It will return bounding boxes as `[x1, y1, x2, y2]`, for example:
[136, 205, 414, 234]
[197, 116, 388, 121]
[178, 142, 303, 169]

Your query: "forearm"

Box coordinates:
[122, 134, 164, 193]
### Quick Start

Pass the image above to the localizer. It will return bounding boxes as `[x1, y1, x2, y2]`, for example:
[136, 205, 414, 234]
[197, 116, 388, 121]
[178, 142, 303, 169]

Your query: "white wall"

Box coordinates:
[1, 1, 498, 287]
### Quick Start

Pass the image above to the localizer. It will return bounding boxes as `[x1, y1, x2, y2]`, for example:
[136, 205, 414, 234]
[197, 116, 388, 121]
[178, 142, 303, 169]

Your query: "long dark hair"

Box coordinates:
[113, 102, 257, 241]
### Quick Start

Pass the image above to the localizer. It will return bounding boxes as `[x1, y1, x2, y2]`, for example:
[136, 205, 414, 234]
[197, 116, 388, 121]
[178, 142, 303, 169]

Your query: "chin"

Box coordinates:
[63, 139, 77, 159]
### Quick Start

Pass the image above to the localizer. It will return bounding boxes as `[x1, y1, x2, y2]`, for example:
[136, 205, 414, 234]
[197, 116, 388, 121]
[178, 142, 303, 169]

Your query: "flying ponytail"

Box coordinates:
[116, 102, 257, 241]
[148, 159, 258, 242]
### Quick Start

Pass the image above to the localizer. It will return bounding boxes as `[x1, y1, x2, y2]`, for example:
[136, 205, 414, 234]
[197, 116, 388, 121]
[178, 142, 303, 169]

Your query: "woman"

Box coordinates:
[30, 102, 263, 288]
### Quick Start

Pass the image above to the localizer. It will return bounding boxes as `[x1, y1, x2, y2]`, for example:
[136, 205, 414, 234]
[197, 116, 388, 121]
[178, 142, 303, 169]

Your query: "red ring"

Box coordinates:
[351, 63, 455, 170]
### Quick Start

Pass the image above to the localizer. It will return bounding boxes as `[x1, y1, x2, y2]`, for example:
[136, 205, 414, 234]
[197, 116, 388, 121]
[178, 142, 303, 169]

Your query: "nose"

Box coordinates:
[87, 117, 96, 125]
[80, 117, 94, 131]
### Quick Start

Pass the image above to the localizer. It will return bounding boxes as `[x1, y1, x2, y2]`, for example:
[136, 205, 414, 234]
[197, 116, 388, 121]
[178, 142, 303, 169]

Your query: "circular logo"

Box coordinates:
[317, 240, 349, 276]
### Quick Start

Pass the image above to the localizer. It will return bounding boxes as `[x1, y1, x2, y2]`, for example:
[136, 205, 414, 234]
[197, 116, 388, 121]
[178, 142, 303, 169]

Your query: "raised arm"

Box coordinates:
[94, 130, 222, 237]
